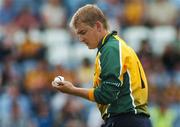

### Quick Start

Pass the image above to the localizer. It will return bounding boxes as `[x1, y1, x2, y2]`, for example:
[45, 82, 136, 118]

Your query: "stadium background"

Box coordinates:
[0, 0, 180, 127]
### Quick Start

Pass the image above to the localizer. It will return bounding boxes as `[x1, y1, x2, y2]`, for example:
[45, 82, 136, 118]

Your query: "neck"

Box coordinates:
[99, 30, 108, 42]
[97, 30, 109, 49]
[102, 30, 108, 38]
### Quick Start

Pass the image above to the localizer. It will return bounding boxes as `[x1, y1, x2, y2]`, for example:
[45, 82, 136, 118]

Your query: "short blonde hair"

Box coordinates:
[69, 4, 108, 30]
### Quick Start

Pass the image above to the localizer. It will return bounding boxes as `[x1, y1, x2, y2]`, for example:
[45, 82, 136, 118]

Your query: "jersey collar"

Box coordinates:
[97, 31, 117, 51]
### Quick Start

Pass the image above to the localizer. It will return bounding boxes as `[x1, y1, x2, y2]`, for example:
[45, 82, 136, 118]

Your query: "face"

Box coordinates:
[75, 23, 100, 49]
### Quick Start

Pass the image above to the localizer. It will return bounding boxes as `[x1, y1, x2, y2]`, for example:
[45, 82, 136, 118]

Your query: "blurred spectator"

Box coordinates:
[123, 0, 145, 26]
[137, 39, 153, 81]
[15, 6, 39, 30]
[173, 61, 180, 85]
[40, 0, 67, 28]
[32, 98, 53, 127]
[24, 59, 50, 92]
[148, 85, 158, 106]
[53, 97, 86, 127]
[13, 0, 39, 15]
[164, 84, 178, 105]
[1, 59, 21, 86]
[0, 38, 14, 63]
[77, 57, 94, 87]
[0, 0, 16, 25]
[138, 39, 153, 59]
[50, 92, 68, 117]
[0, 84, 31, 126]
[146, 0, 178, 26]
[17, 30, 46, 62]
[150, 90, 177, 127]
[148, 57, 171, 88]
[162, 44, 179, 71]
[1, 100, 33, 127]
[149, 26, 176, 55]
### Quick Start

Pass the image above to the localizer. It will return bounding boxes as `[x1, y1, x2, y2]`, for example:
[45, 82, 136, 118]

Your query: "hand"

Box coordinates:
[52, 80, 75, 94]
[52, 80, 90, 100]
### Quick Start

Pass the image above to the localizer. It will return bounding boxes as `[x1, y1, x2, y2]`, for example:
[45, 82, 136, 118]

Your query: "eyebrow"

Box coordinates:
[77, 30, 86, 34]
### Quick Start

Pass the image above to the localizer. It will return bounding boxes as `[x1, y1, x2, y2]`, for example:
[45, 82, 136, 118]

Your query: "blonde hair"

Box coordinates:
[69, 4, 108, 30]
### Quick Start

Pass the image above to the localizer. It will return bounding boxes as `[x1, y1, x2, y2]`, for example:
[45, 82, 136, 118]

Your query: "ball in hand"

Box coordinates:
[54, 76, 64, 84]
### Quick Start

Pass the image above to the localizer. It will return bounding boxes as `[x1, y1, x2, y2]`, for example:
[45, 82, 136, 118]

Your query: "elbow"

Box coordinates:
[94, 90, 117, 104]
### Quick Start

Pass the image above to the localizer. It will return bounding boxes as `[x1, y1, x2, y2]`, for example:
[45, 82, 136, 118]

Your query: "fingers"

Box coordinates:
[52, 81, 64, 88]
[52, 81, 58, 87]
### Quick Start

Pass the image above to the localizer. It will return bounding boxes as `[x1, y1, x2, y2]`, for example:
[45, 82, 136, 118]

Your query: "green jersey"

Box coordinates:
[88, 31, 150, 119]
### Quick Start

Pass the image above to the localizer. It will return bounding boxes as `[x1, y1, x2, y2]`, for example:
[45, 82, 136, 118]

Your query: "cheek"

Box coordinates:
[92, 33, 99, 43]
[87, 35, 96, 44]
[89, 31, 98, 41]
[89, 34, 99, 48]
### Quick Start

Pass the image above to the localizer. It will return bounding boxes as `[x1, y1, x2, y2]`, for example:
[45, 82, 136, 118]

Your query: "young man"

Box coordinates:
[52, 4, 152, 127]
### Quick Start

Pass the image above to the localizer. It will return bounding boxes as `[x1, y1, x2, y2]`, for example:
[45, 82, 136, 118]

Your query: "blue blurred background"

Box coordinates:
[0, 0, 180, 127]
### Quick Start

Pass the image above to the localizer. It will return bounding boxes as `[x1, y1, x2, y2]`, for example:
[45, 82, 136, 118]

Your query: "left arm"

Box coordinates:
[52, 81, 93, 100]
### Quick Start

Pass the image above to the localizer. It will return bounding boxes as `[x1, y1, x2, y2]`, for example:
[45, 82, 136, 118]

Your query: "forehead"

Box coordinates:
[75, 23, 91, 34]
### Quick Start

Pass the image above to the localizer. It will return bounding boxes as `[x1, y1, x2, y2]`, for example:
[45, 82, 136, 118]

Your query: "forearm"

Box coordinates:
[69, 87, 95, 101]
[52, 80, 95, 101]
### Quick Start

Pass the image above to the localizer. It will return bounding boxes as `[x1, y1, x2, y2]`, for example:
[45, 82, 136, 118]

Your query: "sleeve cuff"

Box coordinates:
[88, 88, 95, 101]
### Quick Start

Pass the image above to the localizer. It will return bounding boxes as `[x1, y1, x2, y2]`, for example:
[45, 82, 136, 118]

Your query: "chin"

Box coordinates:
[86, 44, 97, 49]
[87, 46, 95, 49]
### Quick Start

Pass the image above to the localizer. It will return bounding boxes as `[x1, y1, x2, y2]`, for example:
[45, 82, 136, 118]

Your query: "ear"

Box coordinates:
[95, 21, 103, 32]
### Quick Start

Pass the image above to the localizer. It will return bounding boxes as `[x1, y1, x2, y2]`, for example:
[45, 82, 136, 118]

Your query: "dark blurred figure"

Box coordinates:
[162, 44, 179, 72]
[32, 96, 53, 127]
[0, 38, 14, 63]
[173, 60, 180, 85]
[138, 39, 153, 59]
[149, 57, 171, 88]
[1, 58, 21, 87]
[53, 97, 86, 127]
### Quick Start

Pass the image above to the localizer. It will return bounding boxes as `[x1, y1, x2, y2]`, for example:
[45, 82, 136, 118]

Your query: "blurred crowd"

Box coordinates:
[0, 0, 180, 127]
